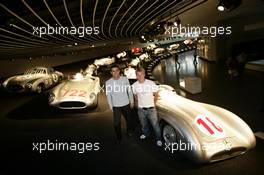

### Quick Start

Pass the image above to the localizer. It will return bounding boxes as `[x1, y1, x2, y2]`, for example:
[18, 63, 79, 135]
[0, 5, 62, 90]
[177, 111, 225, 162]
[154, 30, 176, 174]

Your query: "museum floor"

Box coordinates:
[0, 51, 263, 175]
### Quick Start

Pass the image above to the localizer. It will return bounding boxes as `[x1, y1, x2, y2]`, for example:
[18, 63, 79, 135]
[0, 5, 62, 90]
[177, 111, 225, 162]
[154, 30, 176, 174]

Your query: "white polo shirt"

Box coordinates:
[132, 79, 159, 108]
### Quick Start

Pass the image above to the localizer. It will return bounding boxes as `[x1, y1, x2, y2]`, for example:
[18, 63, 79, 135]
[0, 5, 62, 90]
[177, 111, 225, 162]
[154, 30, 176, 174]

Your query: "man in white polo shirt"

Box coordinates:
[132, 67, 162, 147]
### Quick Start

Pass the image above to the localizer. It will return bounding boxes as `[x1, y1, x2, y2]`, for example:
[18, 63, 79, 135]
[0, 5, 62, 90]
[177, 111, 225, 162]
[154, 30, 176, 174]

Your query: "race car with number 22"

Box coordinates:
[49, 72, 100, 109]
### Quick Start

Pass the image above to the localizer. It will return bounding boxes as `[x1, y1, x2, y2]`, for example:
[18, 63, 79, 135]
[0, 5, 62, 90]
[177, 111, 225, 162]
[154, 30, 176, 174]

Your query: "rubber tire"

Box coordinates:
[36, 84, 44, 94]
[163, 123, 179, 145]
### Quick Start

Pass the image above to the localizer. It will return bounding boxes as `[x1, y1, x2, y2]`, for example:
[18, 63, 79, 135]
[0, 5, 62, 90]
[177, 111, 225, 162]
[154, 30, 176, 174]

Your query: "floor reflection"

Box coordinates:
[153, 50, 207, 89]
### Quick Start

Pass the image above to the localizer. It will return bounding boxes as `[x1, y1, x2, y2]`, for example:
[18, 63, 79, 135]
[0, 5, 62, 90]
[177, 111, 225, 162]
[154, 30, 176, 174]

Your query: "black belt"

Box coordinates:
[142, 107, 154, 110]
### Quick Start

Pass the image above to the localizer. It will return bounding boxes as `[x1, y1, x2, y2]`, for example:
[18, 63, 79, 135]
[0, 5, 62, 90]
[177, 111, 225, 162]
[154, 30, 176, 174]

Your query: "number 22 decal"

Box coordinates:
[63, 89, 87, 97]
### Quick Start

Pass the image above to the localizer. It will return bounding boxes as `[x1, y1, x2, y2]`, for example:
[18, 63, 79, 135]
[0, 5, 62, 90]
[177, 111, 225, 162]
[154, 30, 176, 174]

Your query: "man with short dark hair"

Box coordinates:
[132, 67, 162, 147]
[106, 64, 134, 144]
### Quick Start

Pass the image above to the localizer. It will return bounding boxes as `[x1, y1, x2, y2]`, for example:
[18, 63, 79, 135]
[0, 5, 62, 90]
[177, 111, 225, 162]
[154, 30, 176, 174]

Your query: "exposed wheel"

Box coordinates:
[52, 74, 58, 83]
[163, 124, 178, 145]
[86, 95, 98, 110]
[36, 84, 44, 94]
[58, 76, 63, 82]
[91, 96, 98, 109]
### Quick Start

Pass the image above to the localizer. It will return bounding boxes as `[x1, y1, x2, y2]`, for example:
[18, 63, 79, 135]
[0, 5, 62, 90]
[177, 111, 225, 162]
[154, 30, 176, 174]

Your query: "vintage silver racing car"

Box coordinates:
[116, 51, 127, 59]
[94, 57, 115, 67]
[85, 64, 98, 76]
[124, 66, 136, 80]
[49, 72, 100, 109]
[130, 57, 140, 67]
[157, 84, 256, 163]
[154, 48, 165, 55]
[2, 67, 63, 93]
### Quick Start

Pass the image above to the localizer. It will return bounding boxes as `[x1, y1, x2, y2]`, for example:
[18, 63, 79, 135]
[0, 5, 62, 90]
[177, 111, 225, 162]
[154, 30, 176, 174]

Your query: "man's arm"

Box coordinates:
[133, 94, 138, 108]
[131, 82, 138, 108]
[153, 91, 159, 105]
[105, 82, 113, 110]
[152, 81, 159, 106]
[125, 78, 134, 106]
[106, 93, 113, 110]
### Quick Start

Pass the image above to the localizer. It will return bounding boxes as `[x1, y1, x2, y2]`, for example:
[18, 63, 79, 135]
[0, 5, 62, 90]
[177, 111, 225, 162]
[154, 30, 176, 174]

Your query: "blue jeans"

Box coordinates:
[137, 108, 162, 140]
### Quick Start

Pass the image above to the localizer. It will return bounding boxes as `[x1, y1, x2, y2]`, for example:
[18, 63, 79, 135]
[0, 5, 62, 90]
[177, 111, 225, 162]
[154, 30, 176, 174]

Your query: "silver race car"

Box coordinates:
[2, 67, 63, 93]
[85, 64, 98, 76]
[145, 44, 157, 51]
[154, 48, 165, 55]
[124, 67, 136, 80]
[168, 44, 180, 51]
[94, 57, 115, 67]
[139, 53, 150, 61]
[49, 72, 100, 109]
[116, 51, 127, 59]
[130, 57, 140, 67]
[157, 85, 256, 163]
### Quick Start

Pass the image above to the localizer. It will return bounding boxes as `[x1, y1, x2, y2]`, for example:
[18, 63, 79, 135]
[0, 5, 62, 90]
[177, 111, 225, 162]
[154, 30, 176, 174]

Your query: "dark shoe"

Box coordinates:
[127, 132, 133, 138]
[140, 134, 147, 140]
[156, 140, 162, 147]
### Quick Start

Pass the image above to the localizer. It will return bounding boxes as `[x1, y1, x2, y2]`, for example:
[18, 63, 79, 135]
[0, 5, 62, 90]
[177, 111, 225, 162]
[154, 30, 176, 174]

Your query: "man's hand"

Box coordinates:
[133, 95, 138, 108]
[153, 91, 159, 105]
[130, 103, 134, 109]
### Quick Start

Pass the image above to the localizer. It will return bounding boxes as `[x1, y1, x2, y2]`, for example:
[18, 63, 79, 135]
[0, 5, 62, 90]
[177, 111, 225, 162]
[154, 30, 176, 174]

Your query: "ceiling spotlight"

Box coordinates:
[217, 0, 242, 12]
[139, 34, 148, 43]
[217, 1, 225, 11]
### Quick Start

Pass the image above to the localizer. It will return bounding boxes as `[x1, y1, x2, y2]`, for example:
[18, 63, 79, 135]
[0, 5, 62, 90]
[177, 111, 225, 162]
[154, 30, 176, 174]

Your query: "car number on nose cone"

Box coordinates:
[194, 114, 225, 138]
[63, 89, 87, 97]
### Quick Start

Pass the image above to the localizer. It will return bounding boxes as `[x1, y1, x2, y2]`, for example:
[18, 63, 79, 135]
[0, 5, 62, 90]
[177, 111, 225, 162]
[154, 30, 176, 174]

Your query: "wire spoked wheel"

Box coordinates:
[163, 124, 178, 145]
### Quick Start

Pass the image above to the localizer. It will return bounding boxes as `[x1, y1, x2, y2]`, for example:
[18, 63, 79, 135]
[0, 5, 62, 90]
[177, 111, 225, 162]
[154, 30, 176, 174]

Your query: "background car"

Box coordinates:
[130, 57, 140, 67]
[168, 44, 180, 51]
[139, 53, 150, 61]
[184, 39, 193, 45]
[124, 66, 136, 80]
[2, 67, 63, 93]
[131, 47, 142, 55]
[145, 44, 157, 51]
[49, 72, 100, 110]
[157, 84, 256, 163]
[154, 48, 165, 55]
[94, 57, 115, 66]
[85, 64, 98, 76]
[116, 51, 127, 59]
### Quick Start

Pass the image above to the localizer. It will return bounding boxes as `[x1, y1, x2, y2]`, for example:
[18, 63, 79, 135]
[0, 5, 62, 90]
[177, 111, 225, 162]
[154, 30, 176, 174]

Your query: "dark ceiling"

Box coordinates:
[0, 0, 197, 58]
